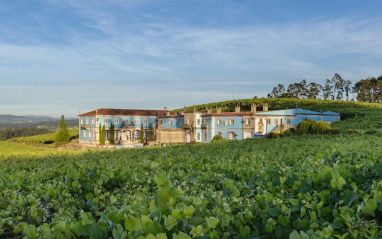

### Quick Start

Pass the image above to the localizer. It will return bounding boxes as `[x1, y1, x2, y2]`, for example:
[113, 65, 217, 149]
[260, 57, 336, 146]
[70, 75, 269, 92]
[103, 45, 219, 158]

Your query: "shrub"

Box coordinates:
[211, 135, 224, 142]
[311, 121, 330, 134]
[326, 128, 341, 135]
[266, 132, 280, 139]
[282, 129, 294, 137]
[365, 130, 377, 135]
[296, 119, 316, 135]
[346, 129, 360, 134]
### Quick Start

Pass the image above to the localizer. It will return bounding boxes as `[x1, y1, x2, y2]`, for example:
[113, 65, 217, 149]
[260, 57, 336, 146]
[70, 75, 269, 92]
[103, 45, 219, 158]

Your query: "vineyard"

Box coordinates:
[6, 129, 78, 145]
[1, 134, 382, 238]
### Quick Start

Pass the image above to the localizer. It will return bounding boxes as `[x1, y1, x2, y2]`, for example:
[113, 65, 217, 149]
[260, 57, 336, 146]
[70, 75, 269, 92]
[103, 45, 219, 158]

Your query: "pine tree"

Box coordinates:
[148, 123, 155, 141]
[56, 115, 70, 143]
[99, 123, 102, 145]
[101, 125, 106, 145]
[109, 123, 115, 145]
[140, 124, 144, 143]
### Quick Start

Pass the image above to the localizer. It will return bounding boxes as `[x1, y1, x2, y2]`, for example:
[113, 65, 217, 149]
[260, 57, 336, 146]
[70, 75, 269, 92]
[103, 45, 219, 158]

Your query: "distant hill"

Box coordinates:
[0, 114, 78, 129]
[0, 114, 56, 124]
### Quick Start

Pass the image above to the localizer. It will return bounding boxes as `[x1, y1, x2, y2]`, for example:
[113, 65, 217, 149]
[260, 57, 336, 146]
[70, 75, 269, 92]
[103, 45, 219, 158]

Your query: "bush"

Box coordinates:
[311, 121, 330, 134]
[365, 130, 377, 135]
[346, 129, 360, 134]
[266, 132, 280, 139]
[296, 119, 316, 135]
[326, 128, 341, 135]
[211, 135, 224, 142]
[282, 129, 294, 137]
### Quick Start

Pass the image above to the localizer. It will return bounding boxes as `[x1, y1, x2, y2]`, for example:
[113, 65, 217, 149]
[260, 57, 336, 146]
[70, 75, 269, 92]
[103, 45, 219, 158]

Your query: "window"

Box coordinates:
[245, 119, 250, 125]
[217, 119, 222, 125]
[224, 120, 227, 126]
[143, 119, 148, 125]
[86, 118, 89, 124]
[197, 119, 201, 125]
[83, 130, 86, 138]
[92, 118, 95, 124]
[228, 132, 236, 140]
[258, 119, 264, 132]
[103, 118, 109, 124]
[124, 118, 129, 123]
[105, 130, 110, 140]
[93, 130, 96, 140]
[176, 119, 181, 125]
[186, 119, 190, 124]
[229, 119, 235, 125]
[88, 130, 91, 138]
[203, 131, 207, 141]
[82, 118, 86, 124]
[266, 119, 271, 125]
[114, 118, 119, 124]
[115, 131, 119, 140]
[274, 119, 278, 125]
[168, 120, 172, 125]
[134, 119, 139, 125]
[197, 132, 201, 140]
[287, 119, 292, 125]
[217, 131, 222, 136]
[159, 120, 163, 125]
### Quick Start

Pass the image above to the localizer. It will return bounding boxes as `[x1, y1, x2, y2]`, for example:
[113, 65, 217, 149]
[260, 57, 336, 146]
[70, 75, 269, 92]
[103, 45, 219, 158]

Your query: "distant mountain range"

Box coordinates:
[0, 114, 56, 124]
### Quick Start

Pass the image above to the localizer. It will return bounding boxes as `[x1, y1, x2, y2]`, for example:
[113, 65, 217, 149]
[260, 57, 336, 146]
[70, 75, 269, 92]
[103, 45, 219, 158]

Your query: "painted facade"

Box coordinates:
[78, 105, 340, 144]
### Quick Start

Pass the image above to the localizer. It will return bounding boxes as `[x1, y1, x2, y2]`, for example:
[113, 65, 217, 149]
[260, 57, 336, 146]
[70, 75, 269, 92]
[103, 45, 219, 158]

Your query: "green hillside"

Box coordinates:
[7, 128, 79, 144]
[177, 98, 382, 115]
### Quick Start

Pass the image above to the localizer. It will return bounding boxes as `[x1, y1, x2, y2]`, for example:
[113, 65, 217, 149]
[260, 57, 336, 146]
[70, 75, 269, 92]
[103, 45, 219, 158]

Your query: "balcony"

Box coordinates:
[201, 123, 208, 129]
[182, 124, 191, 129]
[121, 123, 135, 129]
[81, 124, 90, 129]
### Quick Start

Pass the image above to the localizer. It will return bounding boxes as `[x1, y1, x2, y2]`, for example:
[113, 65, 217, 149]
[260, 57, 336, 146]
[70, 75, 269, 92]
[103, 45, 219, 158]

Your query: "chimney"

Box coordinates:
[235, 105, 240, 113]
[207, 107, 212, 114]
[193, 105, 196, 112]
[263, 103, 268, 112]
[217, 106, 222, 114]
[251, 104, 257, 113]
[166, 110, 171, 116]
[164, 107, 168, 111]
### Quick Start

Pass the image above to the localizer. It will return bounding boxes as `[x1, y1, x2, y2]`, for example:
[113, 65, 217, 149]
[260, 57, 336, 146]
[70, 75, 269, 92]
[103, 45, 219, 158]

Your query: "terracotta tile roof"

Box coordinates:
[201, 112, 254, 117]
[157, 115, 183, 118]
[79, 108, 168, 117]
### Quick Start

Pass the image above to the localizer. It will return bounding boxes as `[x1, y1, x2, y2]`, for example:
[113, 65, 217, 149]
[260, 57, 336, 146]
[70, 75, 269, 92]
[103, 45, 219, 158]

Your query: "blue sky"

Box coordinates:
[0, 0, 381, 117]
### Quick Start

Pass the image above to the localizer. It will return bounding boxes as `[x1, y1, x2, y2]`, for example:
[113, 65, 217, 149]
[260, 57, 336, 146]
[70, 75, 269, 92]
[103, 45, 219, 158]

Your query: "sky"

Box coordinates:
[0, 0, 381, 117]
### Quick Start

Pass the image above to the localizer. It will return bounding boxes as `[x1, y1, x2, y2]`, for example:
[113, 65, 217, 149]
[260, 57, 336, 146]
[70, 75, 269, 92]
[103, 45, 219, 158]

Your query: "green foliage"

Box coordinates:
[365, 130, 378, 135]
[99, 124, 105, 145]
[0, 127, 50, 141]
[266, 132, 280, 138]
[55, 115, 70, 143]
[140, 125, 144, 143]
[109, 124, 115, 145]
[311, 121, 330, 134]
[7, 128, 78, 145]
[282, 128, 294, 137]
[211, 134, 223, 142]
[2, 133, 382, 238]
[148, 123, 155, 141]
[346, 129, 360, 134]
[296, 119, 316, 135]
[326, 128, 341, 135]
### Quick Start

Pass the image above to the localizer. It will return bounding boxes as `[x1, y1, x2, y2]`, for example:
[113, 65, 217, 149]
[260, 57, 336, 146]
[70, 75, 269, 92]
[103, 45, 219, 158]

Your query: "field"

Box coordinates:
[1, 99, 382, 238]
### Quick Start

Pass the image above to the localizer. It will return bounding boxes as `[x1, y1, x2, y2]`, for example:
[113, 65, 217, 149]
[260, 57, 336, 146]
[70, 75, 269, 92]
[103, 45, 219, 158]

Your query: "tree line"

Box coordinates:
[0, 127, 50, 141]
[267, 73, 382, 103]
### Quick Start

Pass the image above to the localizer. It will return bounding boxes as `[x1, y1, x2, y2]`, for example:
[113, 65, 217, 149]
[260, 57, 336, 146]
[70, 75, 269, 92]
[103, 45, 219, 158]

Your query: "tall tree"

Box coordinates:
[109, 123, 115, 145]
[100, 125, 106, 145]
[56, 115, 70, 143]
[148, 123, 155, 141]
[323, 79, 333, 100]
[140, 124, 144, 143]
[307, 82, 323, 99]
